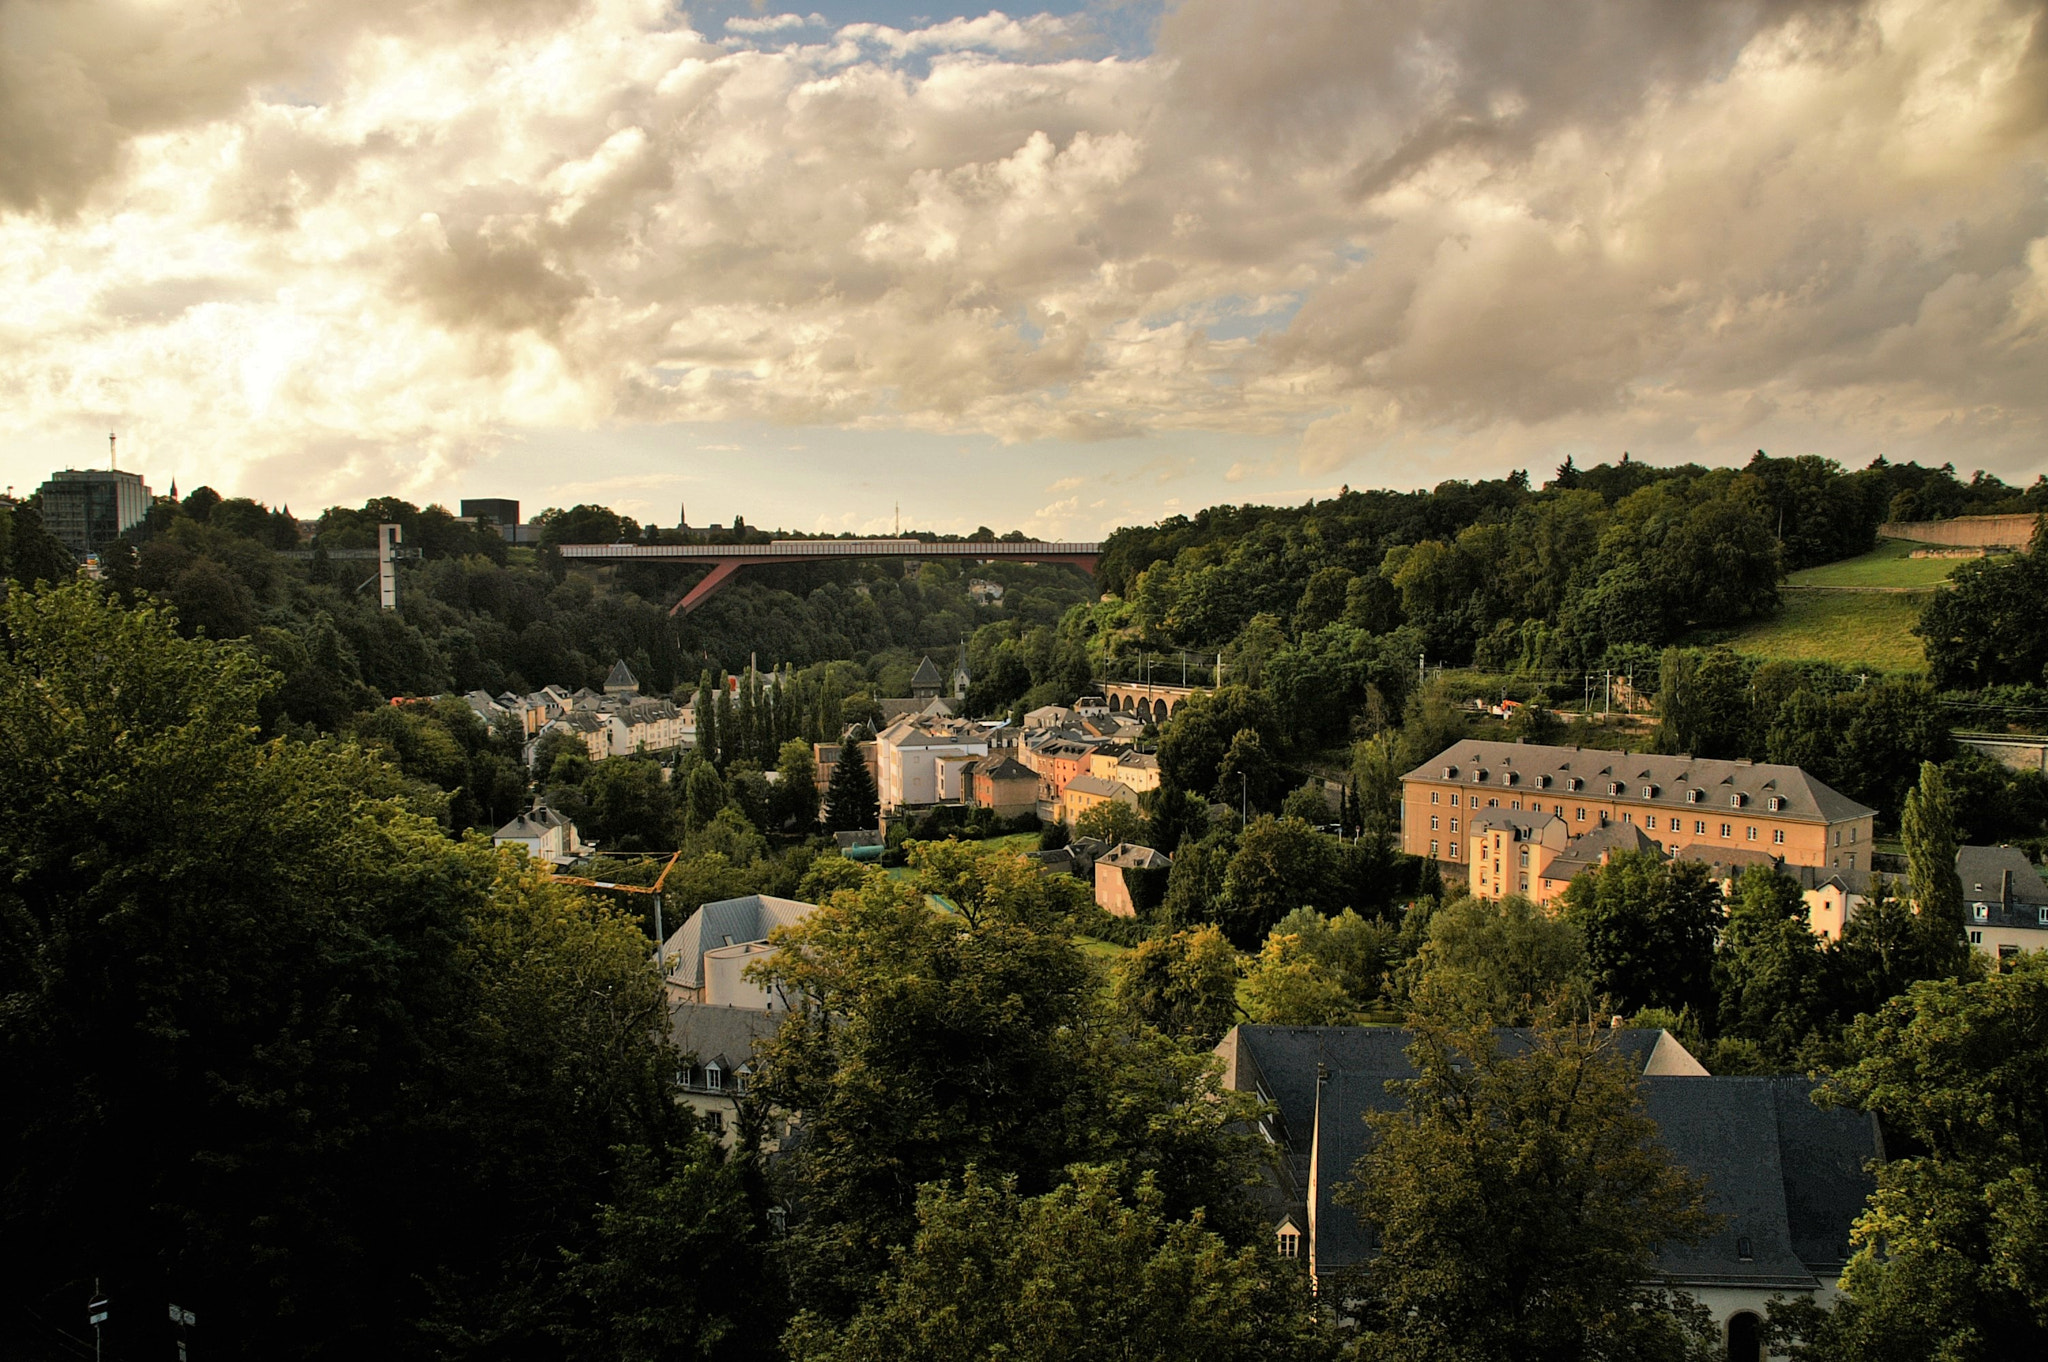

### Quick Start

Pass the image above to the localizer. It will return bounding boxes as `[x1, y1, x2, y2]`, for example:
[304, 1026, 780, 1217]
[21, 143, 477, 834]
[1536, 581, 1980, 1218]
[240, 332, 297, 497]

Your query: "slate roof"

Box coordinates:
[1098, 842, 1171, 869]
[667, 1001, 782, 1069]
[1957, 844, 2048, 933]
[1540, 821, 1662, 879]
[1217, 1025, 1878, 1288]
[604, 658, 639, 693]
[910, 656, 944, 688]
[1468, 807, 1566, 838]
[1405, 740, 1877, 825]
[658, 894, 818, 989]
[1062, 772, 1128, 800]
[969, 755, 1036, 782]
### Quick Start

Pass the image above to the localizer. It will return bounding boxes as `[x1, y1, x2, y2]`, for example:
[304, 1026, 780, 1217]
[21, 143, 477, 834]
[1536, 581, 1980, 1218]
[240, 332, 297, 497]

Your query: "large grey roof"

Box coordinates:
[1405, 740, 1877, 825]
[1956, 844, 2048, 904]
[604, 659, 639, 691]
[667, 1001, 782, 1066]
[1219, 1025, 1878, 1287]
[658, 894, 818, 988]
[910, 655, 943, 687]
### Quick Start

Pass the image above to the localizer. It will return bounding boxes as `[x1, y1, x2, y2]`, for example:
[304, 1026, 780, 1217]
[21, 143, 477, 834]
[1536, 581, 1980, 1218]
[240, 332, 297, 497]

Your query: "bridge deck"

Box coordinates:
[551, 538, 1101, 614]
[556, 538, 1099, 561]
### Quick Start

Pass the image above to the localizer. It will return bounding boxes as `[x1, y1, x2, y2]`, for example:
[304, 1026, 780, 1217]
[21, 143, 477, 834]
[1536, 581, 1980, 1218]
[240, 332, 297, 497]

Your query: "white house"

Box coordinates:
[491, 800, 592, 866]
[874, 715, 995, 811]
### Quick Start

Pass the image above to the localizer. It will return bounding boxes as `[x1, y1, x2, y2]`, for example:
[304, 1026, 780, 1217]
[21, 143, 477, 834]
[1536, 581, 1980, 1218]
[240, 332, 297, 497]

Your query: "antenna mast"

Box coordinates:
[108, 432, 116, 470]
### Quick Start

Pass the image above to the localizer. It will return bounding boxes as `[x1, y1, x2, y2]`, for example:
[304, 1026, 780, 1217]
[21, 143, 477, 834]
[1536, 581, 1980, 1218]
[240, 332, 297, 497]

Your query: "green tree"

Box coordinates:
[1558, 852, 1722, 1019]
[682, 757, 730, 835]
[823, 740, 879, 833]
[1074, 798, 1146, 846]
[1714, 867, 1830, 1066]
[754, 845, 1264, 1320]
[1903, 759, 1964, 930]
[1336, 1012, 1719, 1362]
[1398, 892, 1590, 1026]
[1213, 726, 1288, 814]
[784, 1167, 1332, 1362]
[1281, 778, 1334, 826]
[582, 755, 674, 850]
[774, 737, 821, 830]
[1111, 925, 1245, 1046]
[2, 504, 79, 586]
[1217, 816, 1342, 948]
[1159, 832, 1233, 929]
[1770, 954, 2048, 1360]
[1241, 909, 1396, 1026]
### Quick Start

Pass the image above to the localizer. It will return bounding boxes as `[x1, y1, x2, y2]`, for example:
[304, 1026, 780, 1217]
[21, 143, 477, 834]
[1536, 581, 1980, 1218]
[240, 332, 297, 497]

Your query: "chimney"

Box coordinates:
[2002, 868, 2013, 909]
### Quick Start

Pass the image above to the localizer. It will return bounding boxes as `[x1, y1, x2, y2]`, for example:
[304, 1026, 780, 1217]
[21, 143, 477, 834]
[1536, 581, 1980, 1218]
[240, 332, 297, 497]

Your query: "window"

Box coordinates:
[2039, 907, 2048, 926]
[1430, 815, 1439, 830]
[1971, 930, 1983, 944]
[1450, 842, 1460, 859]
[1847, 853, 1856, 869]
[1554, 804, 1564, 816]
[1430, 840, 1439, 857]
[1736, 1236, 1754, 1262]
[1746, 826, 1758, 842]
[704, 1109, 725, 1135]
[1973, 904, 1989, 922]
[1687, 788, 1702, 804]
[1519, 874, 1529, 890]
[1451, 793, 1460, 807]
[1720, 823, 1732, 838]
[705, 1063, 723, 1091]
[1511, 799, 1521, 810]
[1773, 829, 1785, 845]
[1430, 791, 1440, 804]
[1623, 812, 1634, 824]
[1767, 797, 1783, 812]
[1488, 798, 1499, 807]
[1277, 1230, 1300, 1259]
[1450, 818, 1459, 833]
[1834, 829, 1841, 846]
[1850, 827, 1858, 843]
[1695, 820, 1706, 834]
[1576, 807, 1587, 822]
[1519, 848, 1530, 867]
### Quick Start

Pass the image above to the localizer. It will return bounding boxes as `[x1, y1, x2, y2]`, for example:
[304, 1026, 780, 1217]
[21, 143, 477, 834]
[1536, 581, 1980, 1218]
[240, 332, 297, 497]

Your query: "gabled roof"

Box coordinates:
[910, 656, 944, 687]
[668, 1001, 782, 1065]
[492, 813, 548, 841]
[1062, 772, 1128, 800]
[1957, 844, 2048, 905]
[971, 756, 1035, 782]
[604, 658, 639, 692]
[1540, 821, 1662, 879]
[1406, 740, 1877, 824]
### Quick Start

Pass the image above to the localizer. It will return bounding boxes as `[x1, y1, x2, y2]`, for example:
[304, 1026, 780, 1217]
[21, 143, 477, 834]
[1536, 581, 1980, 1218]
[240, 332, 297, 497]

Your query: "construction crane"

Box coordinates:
[551, 848, 686, 974]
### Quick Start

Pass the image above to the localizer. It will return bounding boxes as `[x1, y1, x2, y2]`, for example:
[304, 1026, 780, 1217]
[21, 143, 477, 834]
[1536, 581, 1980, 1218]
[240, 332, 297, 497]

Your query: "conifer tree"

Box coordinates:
[1903, 760, 1963, 930]
[693, 672, 718, 768]
[824, 739, 879, 832]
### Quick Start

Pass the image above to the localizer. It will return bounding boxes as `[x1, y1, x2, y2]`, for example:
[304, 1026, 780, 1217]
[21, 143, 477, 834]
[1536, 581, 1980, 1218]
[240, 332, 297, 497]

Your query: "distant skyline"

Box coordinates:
[4, 1, 2045, 537]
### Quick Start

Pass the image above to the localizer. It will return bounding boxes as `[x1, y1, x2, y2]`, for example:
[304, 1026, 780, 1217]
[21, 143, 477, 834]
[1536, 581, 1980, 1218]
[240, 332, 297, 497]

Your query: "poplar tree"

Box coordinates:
[693, 672, 718, 768]
[1902, 760, 1963, 929]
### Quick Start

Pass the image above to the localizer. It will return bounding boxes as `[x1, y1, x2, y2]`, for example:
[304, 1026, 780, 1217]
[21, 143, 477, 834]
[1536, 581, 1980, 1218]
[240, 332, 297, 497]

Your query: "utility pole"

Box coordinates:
[87, 1285, 107, 1362]
[1603, 668, 1611, 717]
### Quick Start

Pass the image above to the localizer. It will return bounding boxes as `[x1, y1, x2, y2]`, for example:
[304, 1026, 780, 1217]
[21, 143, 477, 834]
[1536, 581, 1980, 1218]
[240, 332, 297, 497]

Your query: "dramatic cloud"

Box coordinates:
[1, 0, 2044, 516]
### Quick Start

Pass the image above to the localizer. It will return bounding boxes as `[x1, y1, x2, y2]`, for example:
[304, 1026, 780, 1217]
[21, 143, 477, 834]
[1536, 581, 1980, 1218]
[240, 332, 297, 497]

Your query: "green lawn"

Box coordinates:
[1786, 538, 1966, 589]
[1074, 935, 1132, 961]
[977, 832, 1043, 854]
[1719, 589, 1932, 673]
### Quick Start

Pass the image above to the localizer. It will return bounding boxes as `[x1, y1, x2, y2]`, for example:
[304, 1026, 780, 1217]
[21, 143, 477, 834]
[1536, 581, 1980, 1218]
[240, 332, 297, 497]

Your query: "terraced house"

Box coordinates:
[1402, 741, 1878, 894]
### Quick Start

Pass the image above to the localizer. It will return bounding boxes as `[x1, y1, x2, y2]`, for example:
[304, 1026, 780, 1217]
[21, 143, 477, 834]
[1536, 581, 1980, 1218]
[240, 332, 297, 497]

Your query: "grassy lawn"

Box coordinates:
[1786, 538, 1967, 589]
[977, 831, 1043, 854]
[1074, 935, 1131, 961]
[1718, 590, 1932, 673]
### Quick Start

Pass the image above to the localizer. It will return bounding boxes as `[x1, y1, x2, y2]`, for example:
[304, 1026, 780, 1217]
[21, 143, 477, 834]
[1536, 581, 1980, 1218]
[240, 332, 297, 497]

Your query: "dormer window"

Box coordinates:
[1731, 793, 1748, 808]
[1277, 1229, 1301, 1259]
[1687, 789, 1703, 804]
[1505, 772, 1519, 786]
[1737, 1236, 1754, 1262]
[705, 1061, 724, 1091]
[1767, 797, 1784, 812]
[1475, 769, 1490, 782]
[1607, 782, 1622, 796]
[1443, 765, 1459, 779]
[1973, 904, 1989, 922]
[1536, 774, 1551, 788]
[1641, 785, 1658, 799]
[1566, 777, 1582, 792]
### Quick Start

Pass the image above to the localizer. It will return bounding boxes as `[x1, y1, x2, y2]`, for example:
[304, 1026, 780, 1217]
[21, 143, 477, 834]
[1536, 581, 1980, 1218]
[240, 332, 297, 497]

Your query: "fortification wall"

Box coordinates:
[1878, 514, 2038, 548]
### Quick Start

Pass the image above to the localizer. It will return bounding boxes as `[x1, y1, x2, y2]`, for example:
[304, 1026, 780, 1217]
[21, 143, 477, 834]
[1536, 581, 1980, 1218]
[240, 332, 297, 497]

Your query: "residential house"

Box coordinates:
[965, 755, 1040, 819]
[1061, 771, 1140, 826]
[1216, 1024, 1878, 1354]
[874, 714, 994, 811]
[1958, 844, 2048, 963]
[812, 740, 881, 796]
[668, 1000, 782, 1149]
[1404, 741, 1877, 875]
[1094, 842, 1172, 917]
[491, 800, 592, 866]
[656, 893, 818, 1005]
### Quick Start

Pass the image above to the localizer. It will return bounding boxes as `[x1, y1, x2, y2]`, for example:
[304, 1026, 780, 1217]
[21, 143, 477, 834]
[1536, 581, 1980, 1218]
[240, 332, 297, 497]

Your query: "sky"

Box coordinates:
[2, 0, 2046, 539]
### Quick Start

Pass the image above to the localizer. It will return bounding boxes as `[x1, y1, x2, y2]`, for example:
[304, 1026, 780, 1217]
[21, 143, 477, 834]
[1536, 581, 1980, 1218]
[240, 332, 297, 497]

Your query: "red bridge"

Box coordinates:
[556, 539, 1102, 615]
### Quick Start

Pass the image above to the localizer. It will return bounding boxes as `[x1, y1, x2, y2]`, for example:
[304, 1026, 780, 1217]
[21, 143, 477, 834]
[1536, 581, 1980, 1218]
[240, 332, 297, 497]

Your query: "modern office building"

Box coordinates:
[35, 469, 153, 557]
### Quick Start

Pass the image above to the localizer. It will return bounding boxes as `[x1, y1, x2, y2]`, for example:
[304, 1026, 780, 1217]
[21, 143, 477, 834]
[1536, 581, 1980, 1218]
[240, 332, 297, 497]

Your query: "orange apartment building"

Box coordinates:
[1403, 741, 1878, 899]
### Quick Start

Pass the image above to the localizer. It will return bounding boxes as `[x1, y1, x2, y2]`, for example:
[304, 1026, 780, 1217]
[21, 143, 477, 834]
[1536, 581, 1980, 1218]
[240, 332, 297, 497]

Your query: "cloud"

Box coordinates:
[2, 0, 2046, 505]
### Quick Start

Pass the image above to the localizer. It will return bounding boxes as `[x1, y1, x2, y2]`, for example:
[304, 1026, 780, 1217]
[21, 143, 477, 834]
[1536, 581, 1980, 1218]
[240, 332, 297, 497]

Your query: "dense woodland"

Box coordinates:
[3, 453, 2048, 1359]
